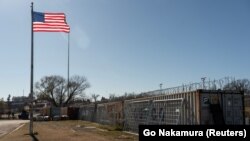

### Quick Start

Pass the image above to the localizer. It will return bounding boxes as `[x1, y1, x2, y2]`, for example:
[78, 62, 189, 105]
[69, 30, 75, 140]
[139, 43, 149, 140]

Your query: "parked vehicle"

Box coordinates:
[18, 110, 29, 120]
[35, 114, 50, 121]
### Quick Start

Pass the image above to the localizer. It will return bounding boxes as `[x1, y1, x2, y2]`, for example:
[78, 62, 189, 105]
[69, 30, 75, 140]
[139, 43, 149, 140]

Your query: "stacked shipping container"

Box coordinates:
[37, 89, 245, 133]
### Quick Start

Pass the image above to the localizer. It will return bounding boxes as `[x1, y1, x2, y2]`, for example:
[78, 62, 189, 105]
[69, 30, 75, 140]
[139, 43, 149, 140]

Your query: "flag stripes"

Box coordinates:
[33, 12, 70, 33]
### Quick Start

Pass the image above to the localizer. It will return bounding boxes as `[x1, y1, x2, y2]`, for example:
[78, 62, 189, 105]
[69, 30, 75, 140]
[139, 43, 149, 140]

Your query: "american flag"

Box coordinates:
[33, 11, 70, 33]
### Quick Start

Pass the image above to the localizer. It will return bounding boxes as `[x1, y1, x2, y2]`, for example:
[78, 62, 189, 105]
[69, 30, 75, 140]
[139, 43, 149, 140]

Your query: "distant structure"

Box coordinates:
[33, 100, 51, 114]
[159, 83, 163, 90]
[11, 96, 29, 113]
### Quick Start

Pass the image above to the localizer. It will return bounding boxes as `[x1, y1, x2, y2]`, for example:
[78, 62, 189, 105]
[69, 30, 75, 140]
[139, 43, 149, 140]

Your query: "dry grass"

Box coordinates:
[0, 120, 138, 141]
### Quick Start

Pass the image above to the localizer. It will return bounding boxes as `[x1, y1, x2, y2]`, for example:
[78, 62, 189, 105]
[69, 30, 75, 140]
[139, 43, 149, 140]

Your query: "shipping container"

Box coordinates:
[79, 101, 124, 125]
[245, 95, 250, 125]
[123, 89, 244, 133]
[79, 104, 96, 121]
[96, 101, 124, 126]
[68, 107, 79, 120]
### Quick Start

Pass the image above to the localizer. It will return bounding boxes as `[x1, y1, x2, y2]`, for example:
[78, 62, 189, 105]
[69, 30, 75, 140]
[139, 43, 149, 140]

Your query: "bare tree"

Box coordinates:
[109, 94, 116, 100]
[90, 94, 99, 122]
[91, 94, 99, 103]
[35, 75, 90, 107]
[0, 98, 6, 116]
[224, 79, 250, 94]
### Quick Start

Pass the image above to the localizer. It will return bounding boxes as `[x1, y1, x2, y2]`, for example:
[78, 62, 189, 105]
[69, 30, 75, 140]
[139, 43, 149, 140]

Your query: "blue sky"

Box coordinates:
[0, 0, 249, 100]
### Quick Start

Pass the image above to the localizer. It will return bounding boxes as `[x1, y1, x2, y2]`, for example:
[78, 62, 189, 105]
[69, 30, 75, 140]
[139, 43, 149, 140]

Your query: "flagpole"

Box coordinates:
[30, 2, 34, 135]
[67, 33, 70, 98]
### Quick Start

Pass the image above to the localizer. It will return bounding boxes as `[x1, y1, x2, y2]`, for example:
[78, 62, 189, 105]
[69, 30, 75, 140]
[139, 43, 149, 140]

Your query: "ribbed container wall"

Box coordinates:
[123, 90, 199, 133]
[96, 101, 123, 126]
[123, 90, 244, 133]
[76, 89, 244, 133]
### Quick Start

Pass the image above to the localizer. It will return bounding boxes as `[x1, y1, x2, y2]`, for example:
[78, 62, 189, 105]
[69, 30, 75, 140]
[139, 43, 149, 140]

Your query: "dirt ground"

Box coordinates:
[0, 120, 138, 141]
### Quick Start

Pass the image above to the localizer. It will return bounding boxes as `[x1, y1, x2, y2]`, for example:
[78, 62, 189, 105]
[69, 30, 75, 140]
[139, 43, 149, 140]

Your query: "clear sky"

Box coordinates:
[0, 0, 249, 100]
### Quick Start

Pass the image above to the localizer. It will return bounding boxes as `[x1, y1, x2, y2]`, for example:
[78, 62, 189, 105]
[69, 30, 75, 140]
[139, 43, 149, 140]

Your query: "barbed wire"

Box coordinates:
[140, 76, 236, 96]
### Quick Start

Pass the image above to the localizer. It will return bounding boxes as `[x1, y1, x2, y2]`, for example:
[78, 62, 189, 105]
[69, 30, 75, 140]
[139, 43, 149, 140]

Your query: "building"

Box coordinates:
[11, 96, 30, 113]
